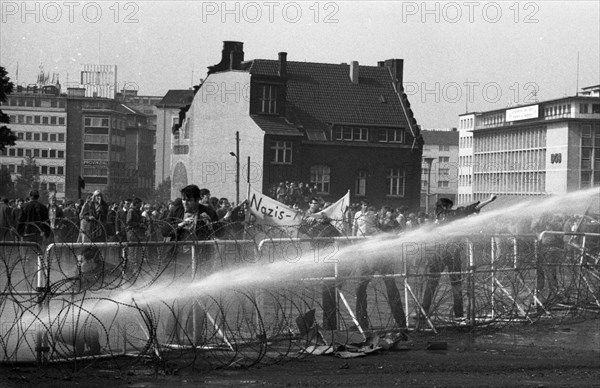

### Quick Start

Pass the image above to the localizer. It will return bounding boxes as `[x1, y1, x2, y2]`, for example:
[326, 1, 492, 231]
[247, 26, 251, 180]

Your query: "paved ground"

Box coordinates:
[2, 319, 599, 387]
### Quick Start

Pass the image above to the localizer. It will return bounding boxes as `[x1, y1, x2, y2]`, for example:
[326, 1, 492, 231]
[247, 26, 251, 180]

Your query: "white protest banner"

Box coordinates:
[318, 190, 350, 233]
[247, 186, 304, 227]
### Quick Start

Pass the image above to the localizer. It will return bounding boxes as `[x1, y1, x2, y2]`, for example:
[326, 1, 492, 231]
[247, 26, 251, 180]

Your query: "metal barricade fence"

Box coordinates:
[1, 231, 599, 366]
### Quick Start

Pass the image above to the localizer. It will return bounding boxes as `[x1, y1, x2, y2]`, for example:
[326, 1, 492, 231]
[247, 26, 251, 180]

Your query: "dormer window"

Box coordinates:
[259, 85, 278, 114]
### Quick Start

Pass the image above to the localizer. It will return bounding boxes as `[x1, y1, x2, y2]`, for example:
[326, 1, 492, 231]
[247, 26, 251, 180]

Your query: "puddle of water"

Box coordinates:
[477, 320, 600, 351]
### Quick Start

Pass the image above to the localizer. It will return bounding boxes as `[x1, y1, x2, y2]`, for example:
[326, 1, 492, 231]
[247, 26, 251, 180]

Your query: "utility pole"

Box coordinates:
[236, 131, 240, 205]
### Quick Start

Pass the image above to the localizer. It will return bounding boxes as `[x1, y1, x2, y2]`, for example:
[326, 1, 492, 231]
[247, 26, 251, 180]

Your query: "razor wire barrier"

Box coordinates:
[1, 223, 599, 374]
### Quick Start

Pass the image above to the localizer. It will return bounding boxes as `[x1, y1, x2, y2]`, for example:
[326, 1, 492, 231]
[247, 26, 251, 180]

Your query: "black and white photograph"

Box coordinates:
[1, 1, 599, 386]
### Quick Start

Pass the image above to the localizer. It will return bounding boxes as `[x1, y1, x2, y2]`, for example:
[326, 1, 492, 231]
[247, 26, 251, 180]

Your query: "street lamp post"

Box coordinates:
[424, 157, 435, 215]
[230, 131, 240, 205]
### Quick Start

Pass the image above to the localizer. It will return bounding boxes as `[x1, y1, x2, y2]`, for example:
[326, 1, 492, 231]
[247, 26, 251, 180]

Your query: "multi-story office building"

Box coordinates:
[65, 88, 129, 199]
[1, 84, 68, 199]
[458, 85, 600, 204]
[420, 129, 459, 211]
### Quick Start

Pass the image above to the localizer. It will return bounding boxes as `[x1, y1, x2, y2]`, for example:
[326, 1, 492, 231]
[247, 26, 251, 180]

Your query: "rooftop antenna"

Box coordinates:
[465, 78, 469, 113]
[576, 52, 580, 96]
[191, 64, 194, 88]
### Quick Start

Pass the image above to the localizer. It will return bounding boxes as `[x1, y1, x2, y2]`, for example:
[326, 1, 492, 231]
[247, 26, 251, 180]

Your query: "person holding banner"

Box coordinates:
[300, 198, 343, 331]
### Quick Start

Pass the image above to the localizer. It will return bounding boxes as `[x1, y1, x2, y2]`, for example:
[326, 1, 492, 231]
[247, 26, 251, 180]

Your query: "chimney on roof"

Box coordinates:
[278, 52, 287, 78]
[208, 41, 244, 74]
[350, 61, 359, 84]
[377, 61, 385, 67]
[384, 59, 404, 90]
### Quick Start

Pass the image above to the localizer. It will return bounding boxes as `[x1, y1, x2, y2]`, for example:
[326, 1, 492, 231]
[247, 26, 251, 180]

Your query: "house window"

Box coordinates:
[439, 168, 449, 176]
[310, 165, 331, 194]
[42, 117, 49, 124]
[57, 166, 64, 175]
[378, 129, 388, 142]
[389, 129, 405, 143]
[439, 156, 450, 164]
[41, 166, 48, 174]
[259, 85, 277, 114]
[41, 150, 48, 158]
[386, 167, 405, 197]
[50, 117, 57, 125]
[438, 180, 449, 188]
[592, 104, 600, 114]
[439, 144, 450, 151]
[271, 141, 292, 164]
[33, 133, 40, 141]
[580, 104, 589, 114]
[42, 133, 48, 141]
[58, 117, 65, 125]
[58, 150, 64, 158]
[354, 170, 367, 196]
[25, 132, 32, 140]
[58, 134, 65, 142]
[353, 127, 368, 141]
[33, 149, 39, 157]
[34, 116, 41, 124]
[50, 134, 57, 142]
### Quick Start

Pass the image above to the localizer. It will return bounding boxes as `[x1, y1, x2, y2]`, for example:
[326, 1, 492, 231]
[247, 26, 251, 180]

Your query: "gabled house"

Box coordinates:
[171, 41, 423, 209]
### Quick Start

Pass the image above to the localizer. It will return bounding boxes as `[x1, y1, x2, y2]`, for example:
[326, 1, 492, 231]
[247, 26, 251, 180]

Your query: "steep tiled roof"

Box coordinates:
[248, 60, 412, 133]
[421, 130, 459, 146]
[156, 89, 194, 108]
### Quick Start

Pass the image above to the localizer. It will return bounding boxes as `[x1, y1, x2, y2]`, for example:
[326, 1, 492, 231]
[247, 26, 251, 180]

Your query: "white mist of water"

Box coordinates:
[108, 187, 599, 307]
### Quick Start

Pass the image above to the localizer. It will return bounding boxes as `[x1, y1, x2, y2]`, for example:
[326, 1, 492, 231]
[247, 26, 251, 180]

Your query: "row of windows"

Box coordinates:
[459, 136, 473, 149]
[421, 180, 450, 189]
[14, 131, 65, 142]
[579, 103, 600, 114]
[475, 127, 546, 153]
[333, 127, 406, 143]
[474, 172, 546, 194]
[271, 137, 409, 165]
[5, 97, 66, 108]
[84, 117, 110, 127]
[3, 163, 64, 175]
[581, 125, 600, 188]
[474, 150, 546, 173]
[459, 117, 474, 129]
[9, 115, 65, 125]
[2, 148, 65, 158]
[83, 167, 108, 176]
[41, 182, 64, 192]
[311, 165, 406, 197]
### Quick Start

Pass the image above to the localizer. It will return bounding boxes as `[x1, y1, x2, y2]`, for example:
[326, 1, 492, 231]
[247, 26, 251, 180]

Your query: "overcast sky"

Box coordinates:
[1, 1, 598, 128]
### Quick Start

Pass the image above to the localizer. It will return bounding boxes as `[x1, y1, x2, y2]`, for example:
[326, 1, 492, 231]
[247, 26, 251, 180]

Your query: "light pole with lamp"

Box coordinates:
[230, 131, 240, 205]
[423, 157, 435, 216]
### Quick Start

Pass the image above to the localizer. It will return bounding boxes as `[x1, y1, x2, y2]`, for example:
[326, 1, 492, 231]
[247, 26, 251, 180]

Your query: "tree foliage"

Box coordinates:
[153, 176, 172, 203]
[0, 66, 16, 151]
[14, 156, 40, 198]
[0, 165, 14, 198]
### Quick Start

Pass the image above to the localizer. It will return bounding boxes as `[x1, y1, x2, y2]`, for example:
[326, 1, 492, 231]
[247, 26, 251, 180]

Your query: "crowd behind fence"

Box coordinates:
[1, 216, 599, 369]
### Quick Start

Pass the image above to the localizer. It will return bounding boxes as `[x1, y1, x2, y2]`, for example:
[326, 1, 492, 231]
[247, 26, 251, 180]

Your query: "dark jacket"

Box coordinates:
[18, 200, 50, 237]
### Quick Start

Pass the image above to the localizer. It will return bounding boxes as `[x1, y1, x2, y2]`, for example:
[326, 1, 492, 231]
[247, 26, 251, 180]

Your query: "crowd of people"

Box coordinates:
[0, 187, 249, 248]
[2, 185, 597, 331]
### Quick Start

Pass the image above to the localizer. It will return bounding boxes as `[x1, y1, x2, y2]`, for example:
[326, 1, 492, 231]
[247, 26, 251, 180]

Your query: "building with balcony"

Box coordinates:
[458, 85, 600, 204]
